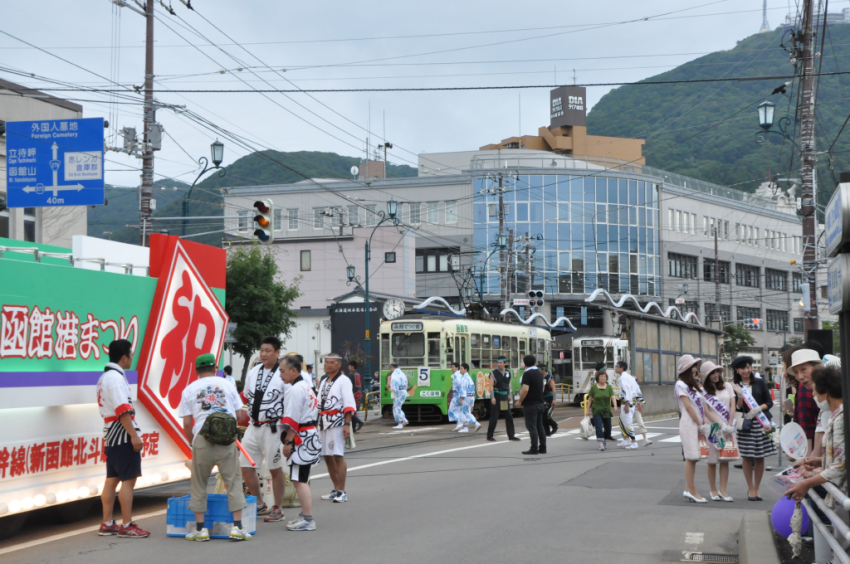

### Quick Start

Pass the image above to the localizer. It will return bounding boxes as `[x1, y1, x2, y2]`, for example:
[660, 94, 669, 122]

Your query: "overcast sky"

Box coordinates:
[1, 0, 800, 187]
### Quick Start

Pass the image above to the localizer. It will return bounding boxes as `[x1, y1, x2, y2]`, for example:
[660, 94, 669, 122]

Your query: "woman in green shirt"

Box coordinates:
[584, 371, 619, 451]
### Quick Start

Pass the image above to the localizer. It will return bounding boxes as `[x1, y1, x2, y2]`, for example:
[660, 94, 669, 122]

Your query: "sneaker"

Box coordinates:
[626, 442, 638, 450]
[333, 491, 348, 503]
[117, 522, 150, 538]
[229, 526, 252, 541]
[185, 528, 210, 542]
[98, 521, 120, 536]
[602, 441, 607, 451]
[256, 502, 271, 515]
[458, 428, 469, 433]
[393, 424, 404, 429]
[644, 438, 653, 446]
[321, 490, 338, 500]
[286, 517, 316, 531]
[287, 513, 305, 526]
[616, 440, 628, 448]
[599, 442, 605, 451]
[453, 425, 463, 432]
[473, 422, 481, 433]
[263, 506, 285, 522]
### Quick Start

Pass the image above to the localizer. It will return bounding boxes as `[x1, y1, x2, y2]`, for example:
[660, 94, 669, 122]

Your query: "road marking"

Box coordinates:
[0, 509, 168, 556]
[378, 427, 440, 435]
[660, 435, 682, 443]
[684, 531, 704, 545]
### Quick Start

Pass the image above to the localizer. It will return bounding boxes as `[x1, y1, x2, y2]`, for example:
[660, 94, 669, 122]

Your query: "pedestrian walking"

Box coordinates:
[675, 354, 709, 504]
[347, 361, 364, 433]
[179, 353, 250, 541]
[699, 361, 735, 502]
[541, 366, 558, 436]
[448, 362, 463, 430]
[729, 355, 777, 501]
[317, 353, 356, 503]
[240, 336, 288, 522]
[584, 370, 618, 451]
[96, 339, 149, 538]
[388, 363, 417, 428]
[516, 355, 547, 455]
[456, 364, 481, 433]
[486, 357, 520, 442]
[278, 355, 322, 531]
[615, 361, 641, 450]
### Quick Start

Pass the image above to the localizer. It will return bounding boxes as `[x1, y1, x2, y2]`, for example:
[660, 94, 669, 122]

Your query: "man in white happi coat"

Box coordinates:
[316, 353, 356, 503]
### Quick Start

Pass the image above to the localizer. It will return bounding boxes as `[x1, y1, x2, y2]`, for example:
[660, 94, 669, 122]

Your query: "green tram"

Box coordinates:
[379, 315, 553, 423]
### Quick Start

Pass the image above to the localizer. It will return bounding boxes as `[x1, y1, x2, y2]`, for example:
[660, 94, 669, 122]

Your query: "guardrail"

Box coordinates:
[0, 246, 148, 275]
[554, 383, 572, 404]
[363, 391, 381, 422]
[802, 482, 850, 564]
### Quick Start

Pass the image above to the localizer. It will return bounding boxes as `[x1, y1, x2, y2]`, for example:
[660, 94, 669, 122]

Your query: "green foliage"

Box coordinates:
[722, 323, 756, 359]
[90, 151, 417, 247]
[225, 245, 301, 379]
[587, 26, 850, 200]
[823, 320, 841, 354]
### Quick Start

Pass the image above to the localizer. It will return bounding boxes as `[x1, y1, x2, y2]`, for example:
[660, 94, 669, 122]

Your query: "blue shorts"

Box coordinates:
[105, 441, 142, 482]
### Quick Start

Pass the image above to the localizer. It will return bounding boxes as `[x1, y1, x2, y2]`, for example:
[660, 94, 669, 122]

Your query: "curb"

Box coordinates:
[739, 511, 781, 564]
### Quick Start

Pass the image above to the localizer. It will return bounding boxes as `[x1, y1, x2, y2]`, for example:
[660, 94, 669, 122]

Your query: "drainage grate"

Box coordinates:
[682, 552, 738, 563]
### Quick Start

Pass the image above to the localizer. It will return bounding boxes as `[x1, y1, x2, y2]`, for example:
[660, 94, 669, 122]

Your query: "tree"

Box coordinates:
[722, 323, 756, 359]
[823, 321, 841, 355]
[225, 245, 301, 380]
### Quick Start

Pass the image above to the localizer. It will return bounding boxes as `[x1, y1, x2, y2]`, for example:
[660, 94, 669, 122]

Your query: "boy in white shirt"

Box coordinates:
[178, 353, 250, 542]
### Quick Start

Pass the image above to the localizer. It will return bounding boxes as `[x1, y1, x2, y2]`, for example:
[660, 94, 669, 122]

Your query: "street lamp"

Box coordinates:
[498, 233, 507, 249]
[754, 101, 797, 148]
[757, 101, 775, 130]
[182, 139, 227, 237]
[347, 264, 356, 282]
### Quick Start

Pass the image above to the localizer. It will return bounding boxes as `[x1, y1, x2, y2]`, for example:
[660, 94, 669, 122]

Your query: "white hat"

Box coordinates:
[699, 360, 721, 383]
[787, 349, 823, 376]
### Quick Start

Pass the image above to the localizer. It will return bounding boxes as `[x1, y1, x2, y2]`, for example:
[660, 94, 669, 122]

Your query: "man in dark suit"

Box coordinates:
[516, 354, 547, 455]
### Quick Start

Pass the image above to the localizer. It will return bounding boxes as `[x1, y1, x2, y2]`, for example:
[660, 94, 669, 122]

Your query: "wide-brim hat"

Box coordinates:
[787, 349, 823, 376]
[677, 354, 702, 375]
[699, 360, 720, 382]
[730, 356, 754, 371]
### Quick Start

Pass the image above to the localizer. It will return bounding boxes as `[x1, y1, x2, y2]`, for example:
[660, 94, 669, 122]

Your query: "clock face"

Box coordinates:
[383, 298, 405, 320]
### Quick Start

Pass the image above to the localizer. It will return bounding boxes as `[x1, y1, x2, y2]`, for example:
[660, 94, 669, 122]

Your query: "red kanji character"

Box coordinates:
[79, 313, 100, 360]
[148, 431, 159, 457]
[45, 441, 60, 470]
[10, 446, 27, 477]
[1, 305, 28, 358]
[29, 442, 45, 474]
[140, 433, 150, 458]
[27, 306, 55, 359]
[87, 438, 101, 464]
[160, 272, 215, 408]
[55, 311, 80, 359]
[0, 447, 9, 478]
[73, 437, 87, 466]
[59, 438, 75, 468]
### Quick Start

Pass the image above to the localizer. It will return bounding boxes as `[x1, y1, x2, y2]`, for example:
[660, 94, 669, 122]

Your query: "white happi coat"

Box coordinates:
[317, 372, 357, 430]
[282, 377, 322, 466]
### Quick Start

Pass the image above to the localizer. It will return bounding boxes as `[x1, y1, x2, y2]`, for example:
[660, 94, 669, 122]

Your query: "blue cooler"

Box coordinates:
[166, 494, 257, 539]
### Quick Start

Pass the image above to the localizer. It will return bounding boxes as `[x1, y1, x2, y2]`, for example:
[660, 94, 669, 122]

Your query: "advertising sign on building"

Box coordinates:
[549, 86, 587, 128]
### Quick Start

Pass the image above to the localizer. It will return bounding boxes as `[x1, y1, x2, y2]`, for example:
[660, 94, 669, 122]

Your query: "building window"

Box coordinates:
[288, 208, 299, 230]
[737, 306, 760, 323]
[427, 202, 439, 224]
[238, 211, 248, 231]
[408, 203, 421, 224]
[766, 309, 788, 332]
[765, 268, 788, 291]
[366, 205, 377, 227]
[415, 247, 458, 273]
[446, 201, 458, 224]
[736, 264, 759, 288]
[792, 272, 803, 293]
[0, 193, 9, 238]
[703, 260, 730, 284]
[822, 285, 829, 299]
[348, 205, 359, 227]
[669, 298, 698, 315]
[754, 227, 759, 247]
[385, 252, 396, 263]
[705, 303, 731, 325]
[668, 253, 698, 279]
[313, 208, 325, 229]
[273, 209, 283, 231]
[300, 250, 311, 271]
[793, 318, 804, 333]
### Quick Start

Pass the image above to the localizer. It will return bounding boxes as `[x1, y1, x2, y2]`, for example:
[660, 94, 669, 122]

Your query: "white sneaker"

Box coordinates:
[393, 424, 403, 429]
[286, 517, 316, 531]
[458, 428, 469, 433]
[644, 438, 653, 446]
[453, 425, 463, 432]
[626, 442, 638, 450]
[617, 440, 628, 448]
[474, 422, 481, 433]
[333, 491, 348, 503]
[321, 490, 338, 500]
[229, 526, 252, 541]
[185, 528, 209, 541]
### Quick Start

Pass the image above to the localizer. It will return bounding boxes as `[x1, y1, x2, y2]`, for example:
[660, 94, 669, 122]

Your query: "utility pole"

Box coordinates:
[498, 175, 507, 320]
[714, 226, 721, 324]
[524, 232, 531, 318]
[139, 0, 156, 246]
[504, 229, 514, 320]
[798, 0, 819, 336]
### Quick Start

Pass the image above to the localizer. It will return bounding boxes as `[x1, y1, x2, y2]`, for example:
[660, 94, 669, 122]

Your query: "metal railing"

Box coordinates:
[362, 391, 381, 422]
[802, 482, 850, 564]
[554, 383, 572, 404]
[0, 245, 148, 275]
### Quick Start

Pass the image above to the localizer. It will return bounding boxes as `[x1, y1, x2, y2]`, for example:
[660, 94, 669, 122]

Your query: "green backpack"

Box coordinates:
[200, 411, 237, 445]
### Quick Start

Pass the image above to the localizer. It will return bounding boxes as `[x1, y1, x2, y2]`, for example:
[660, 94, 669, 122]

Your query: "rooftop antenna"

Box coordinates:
[760, 0, 770, 32]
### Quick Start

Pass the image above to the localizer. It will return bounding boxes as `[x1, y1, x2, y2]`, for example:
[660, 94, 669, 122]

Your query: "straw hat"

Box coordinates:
[677, 354, 702, 375]
[699, 360, 721, 383]
[787, 349, 823, 376]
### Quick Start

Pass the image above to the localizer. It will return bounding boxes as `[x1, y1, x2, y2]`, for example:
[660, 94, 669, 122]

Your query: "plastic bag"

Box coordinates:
[579, 416, 593, 440]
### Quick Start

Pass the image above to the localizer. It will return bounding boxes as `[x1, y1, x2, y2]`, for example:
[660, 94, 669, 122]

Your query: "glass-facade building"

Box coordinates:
[473, 173, 660, 298]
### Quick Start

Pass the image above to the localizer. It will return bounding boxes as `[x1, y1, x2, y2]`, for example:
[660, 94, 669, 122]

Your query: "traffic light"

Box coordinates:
[527, 290, 544, 308]
[253, 199, 274, 244]
[743, 318, 761, 330]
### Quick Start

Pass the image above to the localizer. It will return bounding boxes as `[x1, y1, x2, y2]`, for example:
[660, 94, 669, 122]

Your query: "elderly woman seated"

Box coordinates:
[785, 364, 846, 504]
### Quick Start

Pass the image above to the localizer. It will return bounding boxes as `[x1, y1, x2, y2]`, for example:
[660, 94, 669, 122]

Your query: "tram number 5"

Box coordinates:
[418, 367, 431, 388]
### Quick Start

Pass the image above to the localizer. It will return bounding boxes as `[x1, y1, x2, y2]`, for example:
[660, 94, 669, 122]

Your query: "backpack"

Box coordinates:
[200, 411, 237, 445]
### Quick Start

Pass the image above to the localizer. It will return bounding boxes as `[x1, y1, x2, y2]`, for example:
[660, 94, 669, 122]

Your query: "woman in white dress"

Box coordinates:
[700, 361, 736, 502]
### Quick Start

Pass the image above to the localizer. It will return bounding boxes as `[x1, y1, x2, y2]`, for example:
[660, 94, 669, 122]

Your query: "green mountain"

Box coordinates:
[92, 151, 417, 247]
[587, 24, 850, 201]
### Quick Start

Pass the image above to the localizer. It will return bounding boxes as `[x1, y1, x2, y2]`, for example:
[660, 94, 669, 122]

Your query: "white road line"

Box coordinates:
[660, 436, 682, 443]
[0, 509, 168, 556]
[378, 427, 440, 435]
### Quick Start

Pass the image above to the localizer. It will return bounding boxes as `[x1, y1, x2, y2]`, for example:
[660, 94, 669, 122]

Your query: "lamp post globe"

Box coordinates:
[347, 264, 355, 281]
[757, 101, 775, 131]
[210, 139, 224, 167]
[387, 198, 398, 219]
[498, 233, 508, 249]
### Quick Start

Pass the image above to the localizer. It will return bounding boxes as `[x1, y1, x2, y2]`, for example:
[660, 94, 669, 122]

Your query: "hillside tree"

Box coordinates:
[225, 245, 301, 380]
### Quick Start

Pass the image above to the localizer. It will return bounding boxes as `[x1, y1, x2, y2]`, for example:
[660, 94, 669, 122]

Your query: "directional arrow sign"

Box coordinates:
[5, 118, 105, 208]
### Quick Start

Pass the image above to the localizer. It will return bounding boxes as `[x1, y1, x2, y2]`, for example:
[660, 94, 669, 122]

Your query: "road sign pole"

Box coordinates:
[139, 0, 156, 246]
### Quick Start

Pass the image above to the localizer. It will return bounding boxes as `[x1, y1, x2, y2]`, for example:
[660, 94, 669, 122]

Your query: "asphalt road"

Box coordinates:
[0, 407, 783, 564]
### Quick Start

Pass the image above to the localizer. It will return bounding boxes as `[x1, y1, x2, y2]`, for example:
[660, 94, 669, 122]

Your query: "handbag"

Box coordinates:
[718, 434, 740, 461]
[742, 418, 753, 432]
[579, 416, 593, 440]
[698, 435, 710, 459]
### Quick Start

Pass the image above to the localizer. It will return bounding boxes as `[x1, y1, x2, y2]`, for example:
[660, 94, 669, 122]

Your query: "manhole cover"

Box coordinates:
[682, 552, 738, 563]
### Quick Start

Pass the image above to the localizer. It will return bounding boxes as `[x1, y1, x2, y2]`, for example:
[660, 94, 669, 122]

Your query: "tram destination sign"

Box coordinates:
[825, 182, 850, 257]
[828, 254, 850, 314]
[391, 322, 423, 332]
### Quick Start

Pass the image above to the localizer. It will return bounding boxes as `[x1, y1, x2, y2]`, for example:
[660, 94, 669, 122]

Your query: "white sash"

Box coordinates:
[740, 385, 774, 430]
[700, 389, 731, 423]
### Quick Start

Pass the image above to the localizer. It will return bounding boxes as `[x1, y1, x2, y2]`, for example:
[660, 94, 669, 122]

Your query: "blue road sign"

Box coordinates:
[5, 117, 105, 208]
